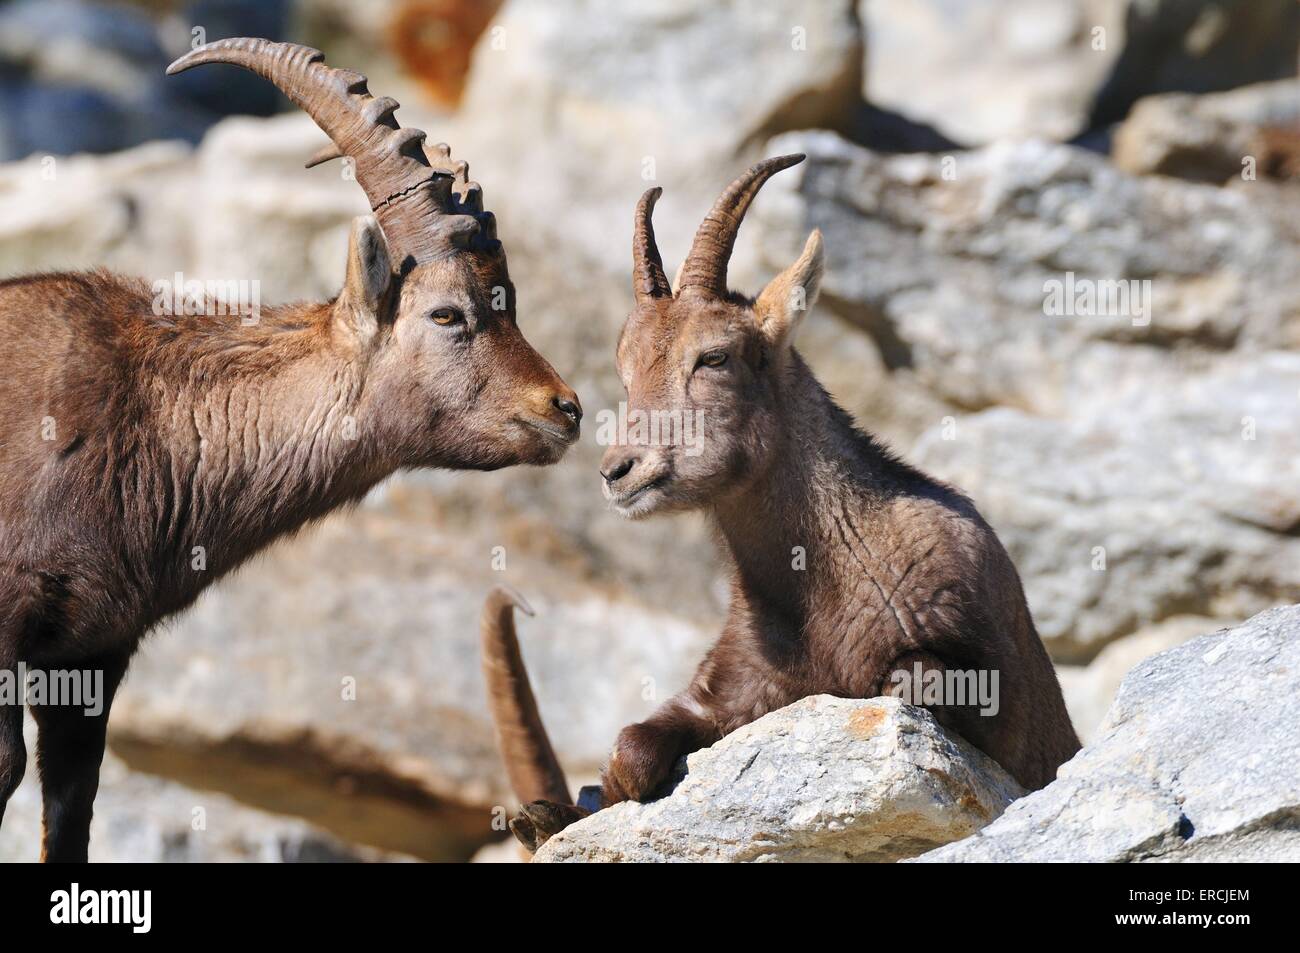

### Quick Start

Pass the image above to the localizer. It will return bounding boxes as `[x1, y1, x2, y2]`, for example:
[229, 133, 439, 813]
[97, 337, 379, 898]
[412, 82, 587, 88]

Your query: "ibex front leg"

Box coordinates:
[601, 690, 721, 806]
[31, 652, 127, 863]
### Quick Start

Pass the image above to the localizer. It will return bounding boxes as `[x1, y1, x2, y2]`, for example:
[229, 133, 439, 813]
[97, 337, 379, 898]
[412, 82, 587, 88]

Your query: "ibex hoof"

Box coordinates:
[509, 800, 590, 853]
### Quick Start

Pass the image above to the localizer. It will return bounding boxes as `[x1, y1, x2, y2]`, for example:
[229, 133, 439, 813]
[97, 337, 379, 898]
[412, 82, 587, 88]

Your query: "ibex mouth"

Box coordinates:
[515, 416, 579, 446]
[607, 475, 668, 514]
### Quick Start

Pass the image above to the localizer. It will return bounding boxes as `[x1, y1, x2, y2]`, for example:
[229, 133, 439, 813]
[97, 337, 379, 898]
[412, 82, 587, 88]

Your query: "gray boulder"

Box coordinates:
[917, 606, 1300, 862]
[1090, 0, 1300, 129]
[0, 139, 194, 279]
[1056, 615, 1220, 742]
[2, 747, 407, 863]
[861, 0, 1300, 146]
[1113, 79, 1300, 183]
[753, 129, 1300, 417]
[533, 696, 1024, 863]
[861, 0, 1124, 145]
[912, 354, 1300, 661]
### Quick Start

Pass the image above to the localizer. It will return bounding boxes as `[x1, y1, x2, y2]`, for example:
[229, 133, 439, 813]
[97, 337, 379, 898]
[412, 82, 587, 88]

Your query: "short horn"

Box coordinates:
[304, 141, 344, 169]
[632, 187, 671, 302]
[480, 587, 573, 807]
[677, 153, 806, 298]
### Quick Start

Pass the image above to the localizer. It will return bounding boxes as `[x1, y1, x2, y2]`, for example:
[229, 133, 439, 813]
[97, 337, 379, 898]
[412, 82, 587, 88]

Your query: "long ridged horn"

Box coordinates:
[632, 187, 671, 302]
[480, 587, 572, 807]
[676, 153, 806, 298]
[167, 38, 478, 264]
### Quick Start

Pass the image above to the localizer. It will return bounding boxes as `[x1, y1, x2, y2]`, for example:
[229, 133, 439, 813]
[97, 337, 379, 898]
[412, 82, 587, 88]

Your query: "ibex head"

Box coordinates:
[601, 155, 823, 516]
[168, 39, 581, 470]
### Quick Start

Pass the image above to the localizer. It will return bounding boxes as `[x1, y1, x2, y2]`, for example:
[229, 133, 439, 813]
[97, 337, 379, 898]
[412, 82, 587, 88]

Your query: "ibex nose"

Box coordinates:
[600, 452, 638, 485]
[553, 395, 582, 426]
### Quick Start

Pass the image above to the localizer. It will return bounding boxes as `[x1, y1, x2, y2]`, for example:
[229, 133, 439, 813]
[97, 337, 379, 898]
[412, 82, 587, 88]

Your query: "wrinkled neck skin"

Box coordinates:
[142, 299, 392, 579]
[708, 351, 882, 636]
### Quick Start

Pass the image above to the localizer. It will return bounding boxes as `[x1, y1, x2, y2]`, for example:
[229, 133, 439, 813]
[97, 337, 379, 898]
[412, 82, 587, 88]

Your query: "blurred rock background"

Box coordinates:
[0, 0, 1296, 862]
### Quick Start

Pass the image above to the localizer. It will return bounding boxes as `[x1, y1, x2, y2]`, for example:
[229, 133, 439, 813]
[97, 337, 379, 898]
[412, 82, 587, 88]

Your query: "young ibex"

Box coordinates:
[0, 38, 582, 862]
[486, 155, 1080, 851]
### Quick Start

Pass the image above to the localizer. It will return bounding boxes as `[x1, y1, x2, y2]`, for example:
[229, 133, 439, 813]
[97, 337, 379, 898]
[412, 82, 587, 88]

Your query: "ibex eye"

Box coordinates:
[429, 308, 463, 326]
[699, 351, 728, 368]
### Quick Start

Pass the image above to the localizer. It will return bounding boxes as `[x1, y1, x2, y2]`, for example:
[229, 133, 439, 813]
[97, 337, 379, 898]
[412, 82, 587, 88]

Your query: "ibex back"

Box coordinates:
[485, 155, 1080, 852]
[0, 39, 582, 862]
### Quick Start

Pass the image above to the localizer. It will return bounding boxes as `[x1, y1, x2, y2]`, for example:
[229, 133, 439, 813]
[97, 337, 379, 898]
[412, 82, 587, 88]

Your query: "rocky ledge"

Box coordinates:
[533, 695, 1024, 863]
[536, 606, 1299, 863]
[917, 605, 1300, 862]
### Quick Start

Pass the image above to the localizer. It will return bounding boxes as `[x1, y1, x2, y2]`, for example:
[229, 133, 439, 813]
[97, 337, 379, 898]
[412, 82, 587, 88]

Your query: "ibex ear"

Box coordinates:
[755, 229, 823, 347]
[337, 215, 392, 338]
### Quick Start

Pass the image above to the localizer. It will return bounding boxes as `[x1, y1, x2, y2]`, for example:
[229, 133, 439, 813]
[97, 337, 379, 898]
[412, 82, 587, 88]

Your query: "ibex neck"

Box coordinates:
[710, 352, 895, 627]
[147, 301, 386, 572]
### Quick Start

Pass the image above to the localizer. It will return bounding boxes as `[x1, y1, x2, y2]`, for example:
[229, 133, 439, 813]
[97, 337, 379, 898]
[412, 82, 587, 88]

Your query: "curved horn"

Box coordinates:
[480, 587, 572, 807]
[632, 187, 671, 302]
[676, 153, 806, 298]
[167, 38, 477, 263]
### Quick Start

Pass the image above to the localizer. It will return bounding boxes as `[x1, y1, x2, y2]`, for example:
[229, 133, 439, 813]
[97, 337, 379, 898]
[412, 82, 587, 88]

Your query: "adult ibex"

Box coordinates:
[485, 156, 1079, 852]
[0, 39, 582, 862]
